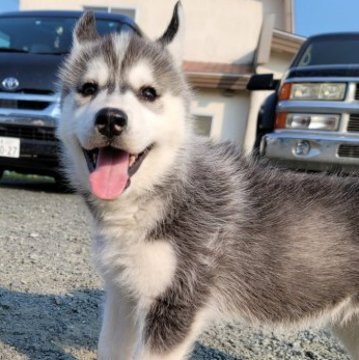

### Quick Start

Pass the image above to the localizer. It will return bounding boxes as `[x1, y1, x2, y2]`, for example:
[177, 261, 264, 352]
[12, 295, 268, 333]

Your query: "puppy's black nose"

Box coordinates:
[95, 108, 127, 138]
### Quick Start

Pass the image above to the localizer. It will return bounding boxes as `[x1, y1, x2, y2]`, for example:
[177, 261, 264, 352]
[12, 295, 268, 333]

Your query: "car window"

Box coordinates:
[296, 38, 359, 67]
[0, 16, 133, 55]
[298, 44, 312, 67]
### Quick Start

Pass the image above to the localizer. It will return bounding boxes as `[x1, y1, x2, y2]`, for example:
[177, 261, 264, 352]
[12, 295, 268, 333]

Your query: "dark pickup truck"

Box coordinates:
[248, 33, 359, 172]
[0, 10, 140, 182]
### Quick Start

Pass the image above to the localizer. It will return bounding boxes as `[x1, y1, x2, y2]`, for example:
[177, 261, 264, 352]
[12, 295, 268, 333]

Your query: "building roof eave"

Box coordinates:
[185, 72, 251, 91]
[271, 29, 306, 55]
[183, 61, 253, 91]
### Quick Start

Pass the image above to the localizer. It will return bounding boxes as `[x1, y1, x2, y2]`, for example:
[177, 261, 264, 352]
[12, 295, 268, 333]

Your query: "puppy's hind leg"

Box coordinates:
[98, 283, 137, 360]
[135, 334, 197, 360]
[134, 301, 211, 360]
[332, 315, 359, 360]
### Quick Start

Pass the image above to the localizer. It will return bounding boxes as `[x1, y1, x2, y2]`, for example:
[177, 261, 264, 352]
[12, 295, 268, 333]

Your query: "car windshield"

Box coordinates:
[0, 16, 134, 55]
[296, 37, 359, 67]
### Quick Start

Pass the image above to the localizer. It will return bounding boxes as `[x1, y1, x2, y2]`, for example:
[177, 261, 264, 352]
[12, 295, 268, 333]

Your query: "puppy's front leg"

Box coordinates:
[98, 283, 136, 360]
[134, 298, 208, 360]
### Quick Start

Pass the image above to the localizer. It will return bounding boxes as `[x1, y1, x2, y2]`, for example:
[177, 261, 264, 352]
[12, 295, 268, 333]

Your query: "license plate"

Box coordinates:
[0, 136, 20, 158]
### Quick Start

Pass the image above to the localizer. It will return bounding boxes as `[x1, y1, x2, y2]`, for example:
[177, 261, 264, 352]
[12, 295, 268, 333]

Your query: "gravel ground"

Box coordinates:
[0, 175, 351, 360]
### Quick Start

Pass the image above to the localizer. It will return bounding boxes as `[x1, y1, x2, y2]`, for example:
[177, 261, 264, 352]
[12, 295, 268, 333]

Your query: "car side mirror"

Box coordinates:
[246, 74, 279, 91]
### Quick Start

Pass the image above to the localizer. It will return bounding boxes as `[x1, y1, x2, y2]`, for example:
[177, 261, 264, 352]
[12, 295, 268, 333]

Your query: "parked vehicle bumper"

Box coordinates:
[0, 114, 60, 175]
[260, 131, 359, 172]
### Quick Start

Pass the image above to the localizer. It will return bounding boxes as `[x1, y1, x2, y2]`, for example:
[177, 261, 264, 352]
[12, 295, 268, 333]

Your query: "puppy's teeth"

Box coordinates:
[129, 155, 136, 167]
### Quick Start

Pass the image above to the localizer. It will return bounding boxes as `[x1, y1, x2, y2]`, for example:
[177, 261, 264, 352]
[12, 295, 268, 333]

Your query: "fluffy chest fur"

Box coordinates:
[91, 197, 177, 302]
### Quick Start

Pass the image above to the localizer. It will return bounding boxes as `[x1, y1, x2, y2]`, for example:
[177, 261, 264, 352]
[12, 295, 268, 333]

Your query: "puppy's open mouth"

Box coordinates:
[82, 145, 152, 200]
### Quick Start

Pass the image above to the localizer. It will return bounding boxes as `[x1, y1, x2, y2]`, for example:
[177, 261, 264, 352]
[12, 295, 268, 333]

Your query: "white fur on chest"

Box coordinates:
[92, 200, 177, 302]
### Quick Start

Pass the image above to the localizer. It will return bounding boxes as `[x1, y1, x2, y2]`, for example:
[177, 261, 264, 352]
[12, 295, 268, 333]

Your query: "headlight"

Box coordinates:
[279, 83, 346, 101]
[276, 113, 340, 131]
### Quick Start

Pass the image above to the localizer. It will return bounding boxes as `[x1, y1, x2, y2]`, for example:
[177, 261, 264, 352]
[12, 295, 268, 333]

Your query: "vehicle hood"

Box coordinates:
[287, 64, 359, 79]
[0, 52, 66, 93]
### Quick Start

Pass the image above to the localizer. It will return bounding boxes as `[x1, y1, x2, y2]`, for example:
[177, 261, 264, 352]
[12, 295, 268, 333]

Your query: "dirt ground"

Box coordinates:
[0, 175, 350, 360]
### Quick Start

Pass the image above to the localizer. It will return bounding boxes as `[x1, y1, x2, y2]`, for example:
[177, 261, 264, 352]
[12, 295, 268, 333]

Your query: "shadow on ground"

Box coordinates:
[192, 343, 239, 360]
[0, 287, 102, 359]
[0, 287, 238, 360]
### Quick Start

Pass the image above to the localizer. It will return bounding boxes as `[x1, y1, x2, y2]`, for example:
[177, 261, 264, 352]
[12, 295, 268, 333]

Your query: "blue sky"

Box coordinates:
[0, 0, 18, 12]
[295, 0, 359, 37]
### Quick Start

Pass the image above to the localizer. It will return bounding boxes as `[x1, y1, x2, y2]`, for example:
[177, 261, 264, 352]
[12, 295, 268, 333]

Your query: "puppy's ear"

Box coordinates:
[157, 2, 185, 64]
[73, 11, 100, 47]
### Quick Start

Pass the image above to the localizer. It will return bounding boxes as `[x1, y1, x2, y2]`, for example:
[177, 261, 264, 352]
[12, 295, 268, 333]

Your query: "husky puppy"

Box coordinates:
[57, 3, 359, 360]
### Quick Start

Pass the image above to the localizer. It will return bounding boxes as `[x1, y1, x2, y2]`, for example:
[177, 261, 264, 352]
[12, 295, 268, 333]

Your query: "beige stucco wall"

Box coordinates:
[20, 0, 265, 64]
[191, 89, 249, 146]
[258, 49, 294, 77]
[258, 0, 289, 32]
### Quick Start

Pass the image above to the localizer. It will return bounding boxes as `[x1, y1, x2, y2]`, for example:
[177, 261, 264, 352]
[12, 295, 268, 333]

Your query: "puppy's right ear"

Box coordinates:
[73, 11, 100, 47]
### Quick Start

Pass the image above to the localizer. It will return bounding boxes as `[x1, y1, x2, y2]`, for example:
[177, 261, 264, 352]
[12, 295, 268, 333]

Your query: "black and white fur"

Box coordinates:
[57, 3, 359, 359]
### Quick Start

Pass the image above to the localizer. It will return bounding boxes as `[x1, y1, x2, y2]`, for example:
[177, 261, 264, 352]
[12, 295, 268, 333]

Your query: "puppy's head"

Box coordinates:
[57, 2, 191, 200]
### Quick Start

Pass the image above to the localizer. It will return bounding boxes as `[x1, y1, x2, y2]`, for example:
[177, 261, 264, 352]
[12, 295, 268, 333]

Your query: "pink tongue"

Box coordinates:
[89, 148, 129, 200]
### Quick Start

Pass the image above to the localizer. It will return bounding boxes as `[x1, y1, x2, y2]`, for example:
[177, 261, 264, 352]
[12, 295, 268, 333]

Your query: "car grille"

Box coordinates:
[337, 144, 359, 158]
[0, 124, 56, 141]
[355, 84, 359, 100]
[0, 89, 55, 112]
[347, 114, 359, 132]
[0, 99, 50, 110]
[0, 89, 54, 95]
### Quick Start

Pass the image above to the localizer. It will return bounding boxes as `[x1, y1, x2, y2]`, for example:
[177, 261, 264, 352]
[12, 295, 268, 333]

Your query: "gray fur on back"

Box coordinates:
[85, 136, 359, 351]
[146, 138, 359, 342]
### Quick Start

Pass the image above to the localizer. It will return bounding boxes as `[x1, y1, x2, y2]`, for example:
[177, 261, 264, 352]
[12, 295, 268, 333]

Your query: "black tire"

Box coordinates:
[254, 92, 278, 154]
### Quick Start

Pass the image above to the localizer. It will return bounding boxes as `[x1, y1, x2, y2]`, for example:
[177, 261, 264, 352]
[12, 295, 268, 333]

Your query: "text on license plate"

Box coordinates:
[0, 136, 20, 158]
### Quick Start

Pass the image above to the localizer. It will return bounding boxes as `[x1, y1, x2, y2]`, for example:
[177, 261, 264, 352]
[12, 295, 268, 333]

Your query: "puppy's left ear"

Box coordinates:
[157, 2, 185, 65]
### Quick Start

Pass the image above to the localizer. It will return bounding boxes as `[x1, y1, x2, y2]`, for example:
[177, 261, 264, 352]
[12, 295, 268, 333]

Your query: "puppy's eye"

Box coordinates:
[78, 82, 98, 97]
[140, 86, 158, 102]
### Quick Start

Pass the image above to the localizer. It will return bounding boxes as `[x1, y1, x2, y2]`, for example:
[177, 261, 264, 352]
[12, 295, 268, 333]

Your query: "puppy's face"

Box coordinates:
[57, 4, 190, 200]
